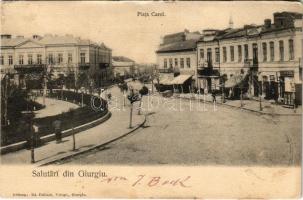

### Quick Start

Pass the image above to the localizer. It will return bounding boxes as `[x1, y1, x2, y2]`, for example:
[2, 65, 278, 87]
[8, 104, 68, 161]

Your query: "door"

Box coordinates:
[252, 43, 258, 67]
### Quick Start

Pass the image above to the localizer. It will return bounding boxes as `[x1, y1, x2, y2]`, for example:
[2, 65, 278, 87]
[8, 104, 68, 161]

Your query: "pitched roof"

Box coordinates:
[112, 56, 134, 62]
[1, 37, 28, 47]
[39, 35, 80, 45]
[1, 35, 111, 50]
[156, 39, 197, 53]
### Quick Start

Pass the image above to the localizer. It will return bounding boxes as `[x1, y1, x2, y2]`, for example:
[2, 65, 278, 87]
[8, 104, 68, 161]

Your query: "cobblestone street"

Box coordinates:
[58, 83, 301, 166]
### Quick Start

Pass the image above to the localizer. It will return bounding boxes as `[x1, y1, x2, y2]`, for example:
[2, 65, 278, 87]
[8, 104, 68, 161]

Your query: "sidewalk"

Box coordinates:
[0, 86, 146, 165]
[170, 93, 301, 116]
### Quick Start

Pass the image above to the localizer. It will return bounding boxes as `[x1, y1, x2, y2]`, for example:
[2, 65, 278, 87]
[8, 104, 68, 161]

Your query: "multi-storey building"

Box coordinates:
[156, 30, 201, 92]
[112, 56, 136, 79]
[0, 34, 113, 87]
[197, 12, 302, 103]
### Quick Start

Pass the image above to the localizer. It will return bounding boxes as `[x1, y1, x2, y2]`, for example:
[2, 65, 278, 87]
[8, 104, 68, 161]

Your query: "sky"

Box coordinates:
[1, 1, 302, 64]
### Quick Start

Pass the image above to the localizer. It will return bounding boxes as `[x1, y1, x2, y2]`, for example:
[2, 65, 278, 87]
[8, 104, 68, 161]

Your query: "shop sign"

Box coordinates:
[280, 70, 294, 77]
[284, 77, 295, 92]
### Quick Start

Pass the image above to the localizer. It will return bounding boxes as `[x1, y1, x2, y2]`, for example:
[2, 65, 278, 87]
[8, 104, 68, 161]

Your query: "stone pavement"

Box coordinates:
[169, 93, 301, 116]
[0, 86, 146, 165]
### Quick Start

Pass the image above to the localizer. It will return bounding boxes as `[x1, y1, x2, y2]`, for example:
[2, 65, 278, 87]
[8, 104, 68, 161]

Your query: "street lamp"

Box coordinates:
[22, 110, 35, 163]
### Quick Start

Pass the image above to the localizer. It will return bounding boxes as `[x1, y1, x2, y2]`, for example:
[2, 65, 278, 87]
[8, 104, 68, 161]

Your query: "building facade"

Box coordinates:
[0, 34, 113, 87]
[196, 12, 302, 103]
[156, 30, 201, 91]
[112, 56, 136, 79]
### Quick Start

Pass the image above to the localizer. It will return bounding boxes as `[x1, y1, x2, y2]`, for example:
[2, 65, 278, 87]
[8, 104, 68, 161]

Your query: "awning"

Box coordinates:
[158, 74, 174, 85]
[224, 75, 245, 88]
[170, 75, 192, 85]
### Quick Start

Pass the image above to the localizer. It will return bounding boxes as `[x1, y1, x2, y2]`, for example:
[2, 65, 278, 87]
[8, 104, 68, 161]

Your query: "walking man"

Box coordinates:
[53, 119, 62, 143]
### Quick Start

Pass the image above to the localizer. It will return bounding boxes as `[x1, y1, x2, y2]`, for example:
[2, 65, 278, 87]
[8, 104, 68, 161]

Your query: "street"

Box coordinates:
[56, 81, 301, 166]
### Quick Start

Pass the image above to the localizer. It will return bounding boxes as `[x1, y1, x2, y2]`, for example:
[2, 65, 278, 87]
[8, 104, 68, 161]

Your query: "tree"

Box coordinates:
[127, 88, 140, 128]
[76, 72, 89, 92]
[138, 85, 149, 114]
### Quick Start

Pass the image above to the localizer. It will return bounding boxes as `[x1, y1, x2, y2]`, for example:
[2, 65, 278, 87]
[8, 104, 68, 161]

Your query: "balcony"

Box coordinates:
[158, 68, 174, 73]
[14, 64, 46, 73]
[99, 63, 109, 69]
[79, 63, 90, 70]
[244, 59, 258, 70]
[197, 67, 220, 77]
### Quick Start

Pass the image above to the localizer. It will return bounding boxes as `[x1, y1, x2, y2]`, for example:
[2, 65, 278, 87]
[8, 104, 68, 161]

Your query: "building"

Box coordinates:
[112, 56, 136, 79]
[0, 34, 113, 87]
[156, 30, 201, 92]
[197, 12, 302, 104]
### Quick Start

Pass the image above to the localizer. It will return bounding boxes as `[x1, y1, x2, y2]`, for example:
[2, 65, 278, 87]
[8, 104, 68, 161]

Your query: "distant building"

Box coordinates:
[196, 12, 302, 104]
[156, 30, 202, 92]
[112, 56, 136, 79]
[0, 34, 113, 87]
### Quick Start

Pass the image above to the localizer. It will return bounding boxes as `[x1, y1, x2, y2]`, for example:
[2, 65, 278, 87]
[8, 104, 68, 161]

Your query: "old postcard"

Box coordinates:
[0, 1, 302, 198]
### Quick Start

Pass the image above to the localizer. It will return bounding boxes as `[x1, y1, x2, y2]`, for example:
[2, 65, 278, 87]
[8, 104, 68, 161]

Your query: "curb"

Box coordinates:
[174, 95, 301, 116]
[0, 111, 111, 155]
[38, 114, 147, 166]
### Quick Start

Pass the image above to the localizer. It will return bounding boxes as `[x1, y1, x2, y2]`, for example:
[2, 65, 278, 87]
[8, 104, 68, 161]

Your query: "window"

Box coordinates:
[207, 48, 212, 63]
[174, 58, 178, 67]
[215, 48, 220, 63]
[80, 52, 86, 64]
[164, 58, 167, 68]
[223, 47, 227, 63]
[279, 40, 284, 61]
[169, 58, 173, 68]
[262, 43, 267, 62]
[58, 53, 63, 63]
[28, 54, 33, 65]
[68, 53, 73, 63]
[37, 54, 42, 64]
[8, 55, 13, 65]
[230, 46, 234, 62]
[270, 42, 274, 61]
[200, 49, 204, 60]
[48, 54, 54, 64]
[0, 55, 3, 65]
[289, 39, 294, 60]
[180, 58, 184, 68]
[186, 58, 191, 68]
[238, 45, 242, 62]
[19, 55, 24, 65]
[244, 44, 249, 60]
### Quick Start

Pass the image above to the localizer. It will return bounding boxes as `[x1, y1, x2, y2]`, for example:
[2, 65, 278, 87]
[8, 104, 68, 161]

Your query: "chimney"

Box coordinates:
[264, 19, 271, 29]
[32, 35, 42, 40]
[1, 34, 12, 39]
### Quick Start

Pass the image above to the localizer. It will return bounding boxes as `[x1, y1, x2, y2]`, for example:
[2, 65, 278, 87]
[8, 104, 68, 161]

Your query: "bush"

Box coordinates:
[1, 91, 108, 146]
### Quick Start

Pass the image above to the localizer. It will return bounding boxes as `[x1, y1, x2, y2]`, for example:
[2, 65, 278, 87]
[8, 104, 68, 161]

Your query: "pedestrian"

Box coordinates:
[212, 90, 216, 103]
[52, 119, 62, 143]
[32, 122, 40, 147]
[107, 92, 112, 104]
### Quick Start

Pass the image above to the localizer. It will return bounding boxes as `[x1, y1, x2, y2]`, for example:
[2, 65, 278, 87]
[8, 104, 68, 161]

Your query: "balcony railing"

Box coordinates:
[244, 59, 258, 68]
[14, 64, 46, 72]
[158, 68, 174, 73]
[99, 63, 109, 69]
[79, 63, 90, 70]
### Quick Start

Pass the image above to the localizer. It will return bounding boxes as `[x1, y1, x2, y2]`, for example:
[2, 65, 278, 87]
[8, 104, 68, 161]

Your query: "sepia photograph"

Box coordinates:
[0, 1, 302, 198]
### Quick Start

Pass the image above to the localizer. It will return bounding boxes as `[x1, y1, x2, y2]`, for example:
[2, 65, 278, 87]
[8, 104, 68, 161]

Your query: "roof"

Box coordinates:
[1, 37, 28, 47]
[156, 39, 197, 53]
[170, 74, 192, 85]
[39, 35, 79, 45]
[1, 35, 110, 49]
[112, 56, 134, 62]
